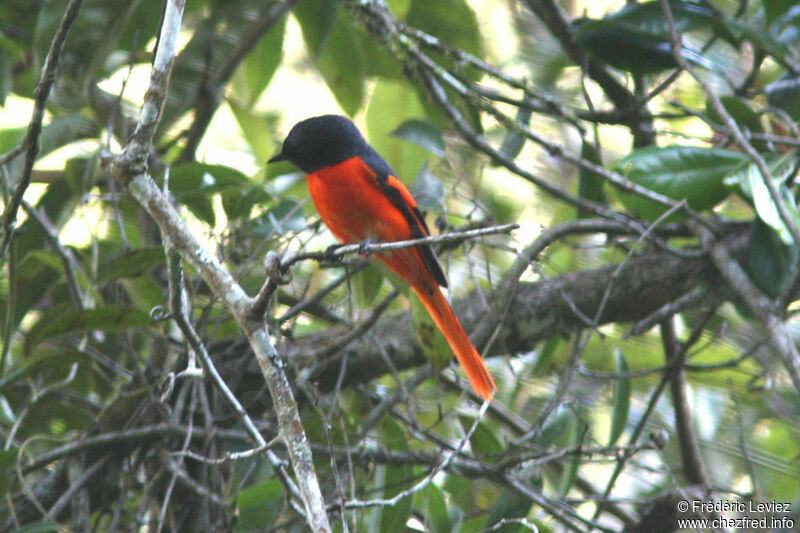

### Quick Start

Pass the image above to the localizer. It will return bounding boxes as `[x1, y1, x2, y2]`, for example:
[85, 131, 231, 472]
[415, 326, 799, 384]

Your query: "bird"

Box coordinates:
[269, 114, 496, 400]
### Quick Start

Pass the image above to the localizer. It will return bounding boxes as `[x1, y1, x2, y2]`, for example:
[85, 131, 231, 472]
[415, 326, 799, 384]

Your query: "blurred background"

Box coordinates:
[1, 0, 799, 531]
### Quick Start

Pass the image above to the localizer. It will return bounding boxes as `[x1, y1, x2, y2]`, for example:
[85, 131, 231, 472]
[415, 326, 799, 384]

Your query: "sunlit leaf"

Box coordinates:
[235, 480, 283, 531]
[366, 79, 431, 181]
[294, 1, 365, 115]
[230, 16, 286, 108]
[228, 99, 281, 165]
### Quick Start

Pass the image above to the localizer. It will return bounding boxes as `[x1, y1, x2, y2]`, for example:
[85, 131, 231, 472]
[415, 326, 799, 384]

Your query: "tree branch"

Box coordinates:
[0, 0, 85, 264]
[101, 0, 330, 529]
[283, 227, 744, 393]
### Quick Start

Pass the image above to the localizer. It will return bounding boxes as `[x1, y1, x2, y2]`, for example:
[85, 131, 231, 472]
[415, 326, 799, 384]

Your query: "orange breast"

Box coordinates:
[306, 156, 434, 288]
[306, 156, 414, 244]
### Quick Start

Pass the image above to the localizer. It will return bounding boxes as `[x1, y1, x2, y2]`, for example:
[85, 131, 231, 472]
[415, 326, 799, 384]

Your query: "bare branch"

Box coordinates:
[0, 0, 85, 264]
[101, 0, 331, 529]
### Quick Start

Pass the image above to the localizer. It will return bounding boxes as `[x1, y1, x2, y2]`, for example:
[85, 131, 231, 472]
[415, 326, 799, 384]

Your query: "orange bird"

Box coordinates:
[269, 115, 496, 400]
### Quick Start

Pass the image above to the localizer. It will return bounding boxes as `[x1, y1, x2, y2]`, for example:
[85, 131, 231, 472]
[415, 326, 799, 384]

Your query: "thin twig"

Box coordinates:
[284, 223, 519, 267]
[0, 0, 86, 264]
[20, 200, 86, 311]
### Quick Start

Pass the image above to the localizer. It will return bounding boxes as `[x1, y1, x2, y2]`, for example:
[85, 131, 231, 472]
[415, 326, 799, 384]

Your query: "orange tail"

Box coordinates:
[413, 284, 496, 400]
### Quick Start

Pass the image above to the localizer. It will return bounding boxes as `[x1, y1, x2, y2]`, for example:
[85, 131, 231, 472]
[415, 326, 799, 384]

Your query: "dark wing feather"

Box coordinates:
[361, 149, 448, 288]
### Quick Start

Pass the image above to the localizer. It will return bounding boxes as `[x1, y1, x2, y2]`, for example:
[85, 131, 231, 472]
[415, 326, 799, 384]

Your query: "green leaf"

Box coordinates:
[556, 413, 583, 498]
[576, 19, 711, 74]
[608, 350, 631, 446]
[603, 0, 715, 36]
[770, 4, 800, 44]
[96, 247, 165, 283]
[26, 306, 152, 353]
[574, 1, 718, 73]
[421, 483, 450, 533]
[404, 0, 484, 130]
[378, 417, 413, 533]
[486, 489, 534, 532]
[410, 292, 451, 370]
[181, 193, 216, 226]
[705, 95, 767, 152]
[34, 0, 160, 82]
[157, 4, 275, 136]
[168, 163, 251, 193]
[726, 153, 800, 245]
[0, 448, 17, 496]
[714, 16, 793, 62]
[765, 0, 797, 27]
[391, 119, 446, 158]
[353, 261, 385, 307]
[538, 404, 572, 448]
[497, 107, 532, 165]
[168, 163, 252, 226]
[0, 125, 25, 155]
[577, 139, 606, 218]
[616, 145, 746, 221]
[228, 99, 281, 165]
[293, 1, 365, 115]
[366, 79, 432, 181]
[0, 115, 98, 183]
[745, 217, 799, 297]
[235, 480, 283, 532]
[406, 0, 483, 60]
[410, 162, 445, 211]
[458, 415, 503, 463]
[221, 185, 272, 221]
[230, 16, 286, 108]
[766, 73, 800, 121]
[575, 20, 674, 73]
[14, 522, 60, 533]
[250, 197, 306, 236]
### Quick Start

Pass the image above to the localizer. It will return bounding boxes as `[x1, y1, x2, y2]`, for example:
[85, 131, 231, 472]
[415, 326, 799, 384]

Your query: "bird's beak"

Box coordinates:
[267, 152, 286, 164]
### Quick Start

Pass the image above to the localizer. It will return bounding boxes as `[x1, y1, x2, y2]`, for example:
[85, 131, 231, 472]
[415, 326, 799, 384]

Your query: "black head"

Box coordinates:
[268, 115, 369, 173]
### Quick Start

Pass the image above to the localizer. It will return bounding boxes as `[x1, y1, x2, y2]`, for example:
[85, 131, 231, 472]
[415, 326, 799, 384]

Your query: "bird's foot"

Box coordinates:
[358, 238, 379, 257]
[323, 244, 344, 263]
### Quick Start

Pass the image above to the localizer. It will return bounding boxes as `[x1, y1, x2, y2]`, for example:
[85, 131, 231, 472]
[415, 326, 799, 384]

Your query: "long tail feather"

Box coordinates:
[414, 285, 496, 400]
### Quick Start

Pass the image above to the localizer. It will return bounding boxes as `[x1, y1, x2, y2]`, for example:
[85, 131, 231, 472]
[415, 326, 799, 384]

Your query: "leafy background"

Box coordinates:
[1, 0, 799, 531]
